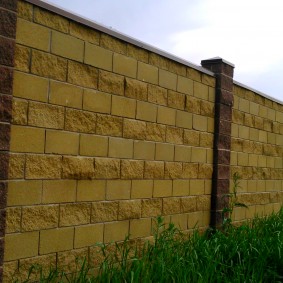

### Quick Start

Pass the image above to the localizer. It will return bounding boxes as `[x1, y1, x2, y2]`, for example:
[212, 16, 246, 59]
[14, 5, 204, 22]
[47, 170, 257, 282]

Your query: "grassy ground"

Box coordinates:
[18, 208, 283, 282]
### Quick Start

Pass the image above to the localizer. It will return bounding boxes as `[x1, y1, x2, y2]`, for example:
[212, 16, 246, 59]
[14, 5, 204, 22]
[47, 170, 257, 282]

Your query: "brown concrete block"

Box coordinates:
[77, 180, 105, 201]
[99, 70, 124, 95]
[183, 130, 200, 146]
[125, 78, 147, 100]
[74, 224, 104, 248]
[60, 203, 91, 226]
[177, 76, 193, 95]
[193, 115, 208, 132]
[163, 197, 180, 215]
[16, 18, 50, 51]
[112, 96, 136, 118]
[70, 21, 100, 44]
[182, 163, 198, 178]
[65, 108, 96, 133]
[28, 101, 64, 129]
[51, 31, 84, 61]
[8, 153, 25, 179]
[134, 140, 155, 160]
[159, 69, 177, 91]
[148, 84, 167, 105]
[45, 130, 79, 155]
[191, 147, 207, 163]
[164, 162, 182, 179]
[137, 62, 158, 84]
[106, 180, 131, 200]
[108, 137, 133, 158]
[96, 114, 123, 137]
[131, 180, 153, 199]
[62, 156, 95, 179]
[181, 196, 197, 213]
[173, 180, 190, 196]
[166, 126, 183, 144]
[22, 205, 59, 231]
[5, 207, 21, 233]
[104, 220, 129, 243]
[175, 145, 191, 162]
[49, 80, 83, 108]
[153, 180, 172, 197]
[4, 232, 39, 261]
[144, 161, 164, 179]
[141, 198, 162, 217]
[190, 180, 205, 195]
[121, 160, 144, 179]
[101, 34, 127, 54]
[91, 201, 118, 223]
[13, 72, 48, 102]
[93, 157, 120, 179]
[123, 119, 146, 140]
[31, 50, 67, 81]
[176, 110, 193, 129]
[136, 101, 157, 122]
[113, 53, 137, 78]
[155, 143, 174, 161]
[42, 180, 76, 204]
[129, 218, 151, 239]
[26, 154, 62, 179]
[146, 122, 166, 142]
[80, 134, 108, 157]
[194, 82, 208, 100]
[40, 227, 74, 254]
[118, 200, 141, 220]
[85, 42, 112, 71]
[68, 61, 98, 88]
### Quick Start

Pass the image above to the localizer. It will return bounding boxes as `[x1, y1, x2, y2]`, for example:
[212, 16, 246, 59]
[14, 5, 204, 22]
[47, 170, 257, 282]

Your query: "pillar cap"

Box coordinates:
[201, 57, 235, 68]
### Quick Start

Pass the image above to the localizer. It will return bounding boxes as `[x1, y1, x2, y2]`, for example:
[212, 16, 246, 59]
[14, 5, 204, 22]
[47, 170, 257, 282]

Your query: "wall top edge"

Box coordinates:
[24, 0, 215, 77]
[234, 80, 283, 106]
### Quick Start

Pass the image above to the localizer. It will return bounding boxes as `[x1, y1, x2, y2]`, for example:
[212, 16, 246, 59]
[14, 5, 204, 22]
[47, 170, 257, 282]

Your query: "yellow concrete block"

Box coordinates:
[104, 220, 129, 243]
[101, 33, 127, 54]
[137, 62, 158, 84]
[42, 180, 76, 203]
[113, 53, 137, 78]
[70, 21, 100, 44]
[13, 71, 48, 102]
[170, 214, 188, 230]
[155, 142, 174, 161]
[209, 87, 215, 102]
[276, 110, 283, 123]
[45, 130, 79, 155]
[28, 101, 64, 129]
[22, 205, 59, 231]
[148, 84, 167, 105]
[60, 203, 91, 226]
[144, 161, 165, 179]
[177, 76, 193, 95]
[77, 180, 105, 201]
[5, 207, 21, 233]
[175, 145, 191, 162]
[136, 101, 157, 122]
[187, 211, 203, 229]
[91, 201, 118, 223]
[201, 100, 214, 117]
[93, 157, 120, 179]
[173, 180, 190, 196]
[4, 232, 39, 261]
[127, 44, 149, 63]
[238, 152, 249, 166]
[83, 89, 111, 114]
[202, 74, 216, 87]
[40, 227, 74, 254]
[134, 140, 155, 160]
[34, 7, 69, 33]
[238, 126, 249, 140]
[146, 122, 166, 142]
[149, 53, 169, 69]
[125, 77, 147, 100]
[258, 155, 267, 168]
[111, 96, 136, 118]
[199, 132, 213, 148]
[96, 114, 123, 137]
[99, 70, 124, 96]
[181, 196, 197, 213]
[159, 69, 177, 91]
[193, 115, 208, 131]
[8, 153, 25, 179]
[65, 108, 96, 133]
[121, 159, 144, 179]
[165, 161, 182, 179]
[258, 130, 267, 143]
[249, 128, 259, 141]
[16, 18, 50, 51]
[68, 61, 98, 89]
[26, 154, 62, 179]
[163, 197, 181, 215]
[184, 130, 200, 146]
[49, 80, 83, 108]
[18, 0, 33, 21]
[74, 224, 104, 248]
[118, 200, 141, 220]
[106, 180, 131, 200]
[168, 90, 185, 110]
[190, 180, 205, 195]
[108, 137, 133, 158]
[176, 110, 193, 129]
[31, 50, 67, 81]
[10, 125, 45, 153]
[14, 44, 30, 72]
[187, 67, 202, 82]
[123, 119, 146, 140]
[130, 218, 152, 239]
[131, 180, 153, 199]
[153, 180, 172, 197]
[230, 151, 237, 166]
[7, 180, 42, 206]
[267, 132, 276, 144]
[193, 82, 208, 100]
[191, 147, 207, 163]
[166, 126, 183, 144]
[248, 154, 258, 167]
[157, 106, 176, 126]
[182, 163, 198, 178]
[51, 31, 84, 62]
[239, 98, 250, 113]
[80, 134, 108, 157]
[205, 180, 212, 194]
[207, 117, 214, 133]
[85, 42, 112, 71]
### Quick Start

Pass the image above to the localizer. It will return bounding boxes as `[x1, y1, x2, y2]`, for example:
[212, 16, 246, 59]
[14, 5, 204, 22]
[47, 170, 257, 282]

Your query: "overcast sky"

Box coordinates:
[47, 0, 283, 103]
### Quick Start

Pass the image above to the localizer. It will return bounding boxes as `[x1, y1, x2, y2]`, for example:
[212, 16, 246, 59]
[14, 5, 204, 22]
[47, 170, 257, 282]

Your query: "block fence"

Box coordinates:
[0, 0, 282, 281]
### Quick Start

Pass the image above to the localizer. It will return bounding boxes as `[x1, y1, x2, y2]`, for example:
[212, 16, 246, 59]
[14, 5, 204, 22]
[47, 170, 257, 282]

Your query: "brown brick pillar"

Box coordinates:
[201, 57, 234, 228]
[0, 0, 18, 280]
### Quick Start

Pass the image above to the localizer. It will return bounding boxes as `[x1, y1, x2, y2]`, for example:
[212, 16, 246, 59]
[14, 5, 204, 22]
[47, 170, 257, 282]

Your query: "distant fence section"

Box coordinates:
[0, 0, 282, 281]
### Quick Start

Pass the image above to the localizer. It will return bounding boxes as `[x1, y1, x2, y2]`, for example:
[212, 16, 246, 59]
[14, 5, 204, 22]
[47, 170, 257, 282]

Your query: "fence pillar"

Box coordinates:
[201, 57, 234, 228]
[0, 0, 18, 281]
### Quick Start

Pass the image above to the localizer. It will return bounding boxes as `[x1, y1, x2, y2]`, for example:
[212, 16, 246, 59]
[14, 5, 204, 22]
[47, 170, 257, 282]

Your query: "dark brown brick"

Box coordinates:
[0, 9, 17, 38]
[0, 36, 15, 66]
[216, 89, 233, 105]
[0, 209, 6, 237]
[219, 104, 232, 121]
[0, 67, 13, 94]
[0, 237, 3, 266]
[0, 182, 7, 210]
[216, 74, 233, 91]
[217, 149, 230, 165]
[0, 123, 10, 151]
[0, 0, 18, 11]
[210, 210, 224, 227]
[218, 119, 231, 135]
[216, 165, 230, 180]
[216, 179, 230, 195]
[0, 152, 9, 180]
[216, 134, 231, 150]
[0, 94, 12, 122]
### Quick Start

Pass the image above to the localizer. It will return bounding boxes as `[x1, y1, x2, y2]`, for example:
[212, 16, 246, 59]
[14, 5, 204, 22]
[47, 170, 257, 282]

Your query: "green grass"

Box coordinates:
[18, 208, 283, 283]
